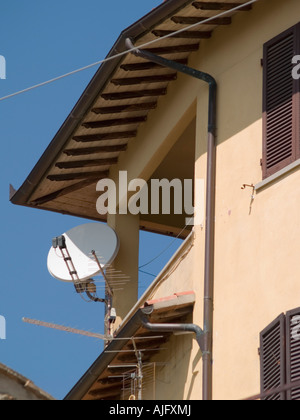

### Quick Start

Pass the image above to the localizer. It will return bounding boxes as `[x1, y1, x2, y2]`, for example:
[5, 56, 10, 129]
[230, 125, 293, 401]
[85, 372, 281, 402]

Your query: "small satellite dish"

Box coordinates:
[47, 223, 119, 283]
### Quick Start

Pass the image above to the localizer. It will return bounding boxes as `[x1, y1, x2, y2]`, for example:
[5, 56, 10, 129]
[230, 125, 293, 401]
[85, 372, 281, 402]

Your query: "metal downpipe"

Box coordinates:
[126, 38, 217, 401]
[142, 317, 205, 352]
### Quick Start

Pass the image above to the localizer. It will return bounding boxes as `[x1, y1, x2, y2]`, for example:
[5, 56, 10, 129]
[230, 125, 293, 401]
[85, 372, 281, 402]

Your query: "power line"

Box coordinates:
[139, 217, 193, 270]
[138, 269, 157, 278]
[0, 0, 259, 103]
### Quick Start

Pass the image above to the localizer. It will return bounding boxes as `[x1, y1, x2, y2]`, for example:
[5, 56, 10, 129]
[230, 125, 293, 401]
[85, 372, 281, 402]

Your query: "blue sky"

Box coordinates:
[0, 1, 183, 400]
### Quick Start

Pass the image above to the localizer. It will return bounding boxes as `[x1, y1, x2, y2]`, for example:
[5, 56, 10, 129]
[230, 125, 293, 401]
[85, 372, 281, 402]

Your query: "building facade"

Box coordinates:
[0, 363, 54, 400]
[11, 0, 300, 400]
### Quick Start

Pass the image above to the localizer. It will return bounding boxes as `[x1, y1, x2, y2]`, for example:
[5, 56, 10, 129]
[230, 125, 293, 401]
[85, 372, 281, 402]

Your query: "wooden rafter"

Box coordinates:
[152, 30, 212, 39]
[47, 171, 109, 182]
[192, 1, 253, 11]
[55, 158, 118, 169]
[144, 44, 199, 54]
[82, 116, 147, 129]
[31, 178, 100, 205]
[73, 131, 137, 142]
[88, 388, 121, 399]
[120, 58, 188, 72]
[101, 88, 167, 101]
[91, 103, 157, 115]
[111, 73, 177, 86]
[171, 16, 232, 25]
[64, 145, 128, 156]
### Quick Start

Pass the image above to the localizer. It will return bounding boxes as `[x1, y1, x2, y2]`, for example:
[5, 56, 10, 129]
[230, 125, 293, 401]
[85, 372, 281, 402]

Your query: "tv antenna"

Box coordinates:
[22, 318, 109, 341]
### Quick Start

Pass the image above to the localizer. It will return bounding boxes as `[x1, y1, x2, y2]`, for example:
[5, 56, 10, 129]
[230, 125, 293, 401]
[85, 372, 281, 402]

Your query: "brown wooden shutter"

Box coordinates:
[296, 25, 300, 162]
[286, 308, 300, 400]
[262, 23, 300, 179]
[260, 314, 286, 400]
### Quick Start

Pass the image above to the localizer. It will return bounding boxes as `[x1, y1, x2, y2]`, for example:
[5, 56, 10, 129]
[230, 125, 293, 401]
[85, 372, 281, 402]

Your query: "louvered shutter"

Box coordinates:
[262, 23, 300, 179]
[286, 308, 300, 400]
[260, 314, 286, 400]
[296, 26, 300, 162]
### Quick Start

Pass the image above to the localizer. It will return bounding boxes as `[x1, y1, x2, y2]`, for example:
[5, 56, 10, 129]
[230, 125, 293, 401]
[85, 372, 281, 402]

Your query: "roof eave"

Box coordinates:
[65, 290, 196, 401]
[10, 0, 194, 208]
[64, 306, 151, 401]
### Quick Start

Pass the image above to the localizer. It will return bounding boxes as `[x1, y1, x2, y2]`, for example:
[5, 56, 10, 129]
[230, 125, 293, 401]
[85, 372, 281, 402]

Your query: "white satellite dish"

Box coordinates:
[47, 223, 119, 283]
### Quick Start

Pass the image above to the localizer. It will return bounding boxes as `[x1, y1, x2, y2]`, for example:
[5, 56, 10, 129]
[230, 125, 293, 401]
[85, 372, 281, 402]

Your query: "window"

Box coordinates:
[262, 23, 300, 179]
[260, 308, 300, 400]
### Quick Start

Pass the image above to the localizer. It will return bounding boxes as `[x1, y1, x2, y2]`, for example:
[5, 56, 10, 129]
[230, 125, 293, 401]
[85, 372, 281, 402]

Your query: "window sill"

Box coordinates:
[255, 159, 300, 192]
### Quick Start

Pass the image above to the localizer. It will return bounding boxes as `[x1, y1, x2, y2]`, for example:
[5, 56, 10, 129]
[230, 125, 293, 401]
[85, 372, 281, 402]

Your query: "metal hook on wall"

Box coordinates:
[241, 184, 256, 215]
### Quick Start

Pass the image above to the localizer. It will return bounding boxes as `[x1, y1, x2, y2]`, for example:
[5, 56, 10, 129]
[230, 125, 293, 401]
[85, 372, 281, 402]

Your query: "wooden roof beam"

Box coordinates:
[124, 338, 168, 352]
[73, 131, 137, 143]
[47, 171, 109, 182]
[91, 102, 157, 115]
[111, 73, 177, 86]
[98, 377, 125, 386]
[120, 58, 188, 71]
[89, 382, 124, 395]
[172, 16, 232, 25]
[144, 44, 199, 54]
[82, 116, 147, 129]
[101, 88, 167, 101]
[31, 178, 101, 206]
[116, 352, 154, 363]
[55, 158, 118, 170]
[64, 145, 128, 156]
[87, 387, 121, 399]
[152, 30, 212, 39]
[192, 2, 253, 11]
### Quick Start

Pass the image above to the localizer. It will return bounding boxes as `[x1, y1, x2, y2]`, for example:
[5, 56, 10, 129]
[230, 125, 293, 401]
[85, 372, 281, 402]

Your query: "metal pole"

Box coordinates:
[91, 250, 114, 336]
[137, 351, 143, 401]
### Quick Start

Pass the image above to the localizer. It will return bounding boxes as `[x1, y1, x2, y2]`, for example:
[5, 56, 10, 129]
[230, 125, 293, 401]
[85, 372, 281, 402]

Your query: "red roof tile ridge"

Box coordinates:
[144, 290, 195, 307]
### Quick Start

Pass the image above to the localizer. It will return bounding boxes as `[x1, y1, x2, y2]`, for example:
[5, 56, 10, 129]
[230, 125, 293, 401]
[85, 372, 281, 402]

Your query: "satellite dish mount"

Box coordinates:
[48, 223, 120, 335]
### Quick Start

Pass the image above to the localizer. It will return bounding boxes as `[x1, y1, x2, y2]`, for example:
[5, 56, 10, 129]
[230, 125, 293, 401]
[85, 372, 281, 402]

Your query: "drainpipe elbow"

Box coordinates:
[125, 38, 140, 57]
[141, 318, 205, 353]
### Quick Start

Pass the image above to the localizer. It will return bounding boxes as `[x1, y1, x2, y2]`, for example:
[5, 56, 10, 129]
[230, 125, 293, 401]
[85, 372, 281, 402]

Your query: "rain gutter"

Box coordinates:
[64, 301, 200, 401]
[141, 318, 204, 352]
[125, 38, 217, 401]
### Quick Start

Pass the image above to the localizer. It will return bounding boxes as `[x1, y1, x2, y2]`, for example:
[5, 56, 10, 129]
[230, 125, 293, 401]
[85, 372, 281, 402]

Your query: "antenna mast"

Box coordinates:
[22, 318, 109, 341]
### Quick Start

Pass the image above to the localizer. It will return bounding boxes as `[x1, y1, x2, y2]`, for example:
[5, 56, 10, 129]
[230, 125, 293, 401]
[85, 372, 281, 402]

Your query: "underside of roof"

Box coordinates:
[10, 0, 254, 237]
[65, 291, 196, 401]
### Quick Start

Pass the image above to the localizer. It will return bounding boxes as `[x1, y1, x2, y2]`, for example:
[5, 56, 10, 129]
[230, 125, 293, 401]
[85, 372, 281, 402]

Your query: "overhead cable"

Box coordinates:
[0, 0, 259, 102]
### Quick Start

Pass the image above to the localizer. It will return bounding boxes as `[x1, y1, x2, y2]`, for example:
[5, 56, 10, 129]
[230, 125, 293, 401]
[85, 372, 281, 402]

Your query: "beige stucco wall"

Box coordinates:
[133, 234, 204, 401]
[110, 0, 300, 400]
[198, 0, 300, 400]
